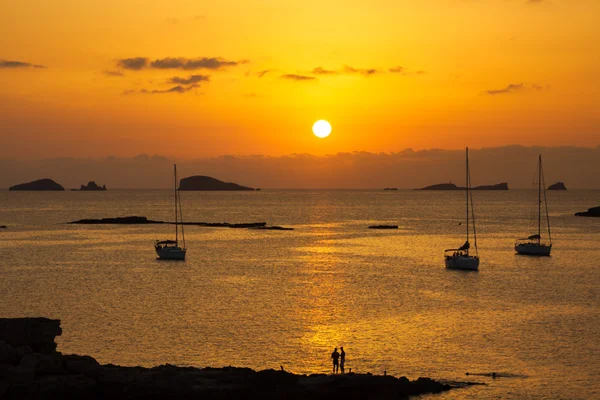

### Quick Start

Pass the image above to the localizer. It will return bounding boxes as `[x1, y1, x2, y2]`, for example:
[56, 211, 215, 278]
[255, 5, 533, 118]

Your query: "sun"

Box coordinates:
[312, 120, 332, 138]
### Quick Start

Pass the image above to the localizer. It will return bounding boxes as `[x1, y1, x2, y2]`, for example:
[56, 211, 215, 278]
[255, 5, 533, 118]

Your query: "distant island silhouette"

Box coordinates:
[384, 188, 398, 191]
[548, 182, 567, 190]
[9, 178, 64, 191]
[179, 175, 254, 191]
[72, 181, 107, 191]
[417, 182, 509, 190]
[575, 206, 600, 217]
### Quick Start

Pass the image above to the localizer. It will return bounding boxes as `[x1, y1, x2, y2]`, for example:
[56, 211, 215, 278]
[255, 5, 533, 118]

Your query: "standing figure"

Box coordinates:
[340, 347, 346, 374]
[331, 348, 340, 374]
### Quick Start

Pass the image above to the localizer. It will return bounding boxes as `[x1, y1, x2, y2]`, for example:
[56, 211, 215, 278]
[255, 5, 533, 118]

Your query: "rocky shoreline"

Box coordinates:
[0, 318, 476, 399]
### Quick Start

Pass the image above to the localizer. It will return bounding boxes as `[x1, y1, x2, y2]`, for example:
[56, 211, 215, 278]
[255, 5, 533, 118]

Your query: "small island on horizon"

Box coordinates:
[72, 181, 107, 191]
[416, 182, 509, 190]
[179, 175, 255, 191]
[548, 182, 567, 190]
[9, 178, 65, 191]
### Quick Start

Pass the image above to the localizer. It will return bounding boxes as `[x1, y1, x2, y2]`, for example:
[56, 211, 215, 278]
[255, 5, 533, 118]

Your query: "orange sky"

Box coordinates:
[1, 0, 599, 158]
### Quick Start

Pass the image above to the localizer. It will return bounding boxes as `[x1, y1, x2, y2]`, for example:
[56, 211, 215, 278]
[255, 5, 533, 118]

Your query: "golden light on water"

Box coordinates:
[312, 120, 332, 138]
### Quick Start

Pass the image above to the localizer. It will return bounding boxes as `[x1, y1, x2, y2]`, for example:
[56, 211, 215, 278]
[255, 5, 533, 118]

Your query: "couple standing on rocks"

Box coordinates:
[331, 347, 346, 374]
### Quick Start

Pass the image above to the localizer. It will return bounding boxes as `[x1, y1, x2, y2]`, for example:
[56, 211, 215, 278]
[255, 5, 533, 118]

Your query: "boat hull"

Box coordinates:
[515, 243, 552, 256]
[155, 246, 186, 260]
[445, 255, 479, 271]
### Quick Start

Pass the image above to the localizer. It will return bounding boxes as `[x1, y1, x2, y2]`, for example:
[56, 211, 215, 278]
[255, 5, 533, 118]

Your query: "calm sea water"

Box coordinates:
[1, 190, 599, 399]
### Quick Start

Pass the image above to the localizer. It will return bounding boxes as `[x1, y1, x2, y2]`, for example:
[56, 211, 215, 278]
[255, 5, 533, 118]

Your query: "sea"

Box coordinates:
[1, 189, 599, 399]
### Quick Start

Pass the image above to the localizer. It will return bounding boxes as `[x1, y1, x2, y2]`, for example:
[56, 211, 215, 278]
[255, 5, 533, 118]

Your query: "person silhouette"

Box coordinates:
[331, 347, 340, 374]
[340, 347, 346, 374]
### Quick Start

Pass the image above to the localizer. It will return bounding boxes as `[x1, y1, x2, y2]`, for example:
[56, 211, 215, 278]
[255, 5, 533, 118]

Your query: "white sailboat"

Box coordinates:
[155, 164, 186, 260]
[445, 147, 480, 271]
[515, 155, 552, 256]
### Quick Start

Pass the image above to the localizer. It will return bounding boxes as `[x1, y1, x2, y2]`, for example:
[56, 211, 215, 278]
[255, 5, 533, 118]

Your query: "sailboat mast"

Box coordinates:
[466, 147, 469, 244]
[541, 156, 552, 244]
[538, 155, 541, 244]
[174, 164, 178, 245]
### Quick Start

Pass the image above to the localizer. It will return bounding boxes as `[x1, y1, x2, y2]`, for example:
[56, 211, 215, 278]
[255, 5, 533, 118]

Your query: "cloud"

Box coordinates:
[312, 67, 339, 75]
[104, 70, 124, 77]
[123, 84, 200, 95]
[0, 59, 46, 69]
[343, 65, 379, 76]
[116, 57, 247, 71]
[280, 74, 316, 81]
[257, 69, 272, 78]
[486, 83, 525, 95]
[116, 57, 148, 70]
[389, 66, 404, 73]
[168, 74, 210, 84]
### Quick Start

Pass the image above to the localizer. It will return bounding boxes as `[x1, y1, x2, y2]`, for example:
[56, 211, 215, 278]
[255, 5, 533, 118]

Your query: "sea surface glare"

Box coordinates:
[1, 189, 599, 399]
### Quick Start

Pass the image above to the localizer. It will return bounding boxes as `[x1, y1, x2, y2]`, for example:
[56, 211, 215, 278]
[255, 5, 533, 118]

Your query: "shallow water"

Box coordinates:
[1, 189, 599, 399]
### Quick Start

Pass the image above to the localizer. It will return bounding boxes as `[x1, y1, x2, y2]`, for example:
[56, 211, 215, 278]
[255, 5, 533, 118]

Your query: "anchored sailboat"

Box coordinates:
[515, 155, 552, 256]
[155, 164, 186, 260]
[444, 147, 480, 271]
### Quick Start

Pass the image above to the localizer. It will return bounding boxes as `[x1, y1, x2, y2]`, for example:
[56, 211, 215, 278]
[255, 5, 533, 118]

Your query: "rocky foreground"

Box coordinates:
[0, 318, 475, 399]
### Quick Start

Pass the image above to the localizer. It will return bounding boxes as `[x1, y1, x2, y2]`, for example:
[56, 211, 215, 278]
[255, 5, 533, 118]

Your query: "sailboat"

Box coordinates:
[444, 147, 480, 271]
[155, 164, 186, 260]
[515, 155, 552, 256]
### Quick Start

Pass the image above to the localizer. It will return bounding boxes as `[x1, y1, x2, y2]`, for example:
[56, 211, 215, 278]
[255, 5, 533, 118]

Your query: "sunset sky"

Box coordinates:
[1, 0, 599, 159]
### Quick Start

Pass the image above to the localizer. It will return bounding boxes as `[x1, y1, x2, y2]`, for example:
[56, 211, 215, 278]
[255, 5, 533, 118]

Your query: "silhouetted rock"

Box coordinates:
[0, 318, 62, 354]
[69, 216, 164, 224]
[0, 225, 6, 229]
[74, 181, 107, 191]
[0, 317, 477, 399]
[250, 226, 294, 230]
[418, 182, 509, 190]
[575, 206, 600, 217]
[548, 182, 567, 190]
[179, 175, 254, 191]
[384, 188, 398, 191]
[9, 179, 64, 191]
[369, 225, 398, 229]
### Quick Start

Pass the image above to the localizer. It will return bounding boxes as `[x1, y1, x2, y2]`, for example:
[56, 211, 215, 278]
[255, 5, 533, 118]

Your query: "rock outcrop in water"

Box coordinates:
[575, 206, 600, 217]
[69, 216, 164, 224]
[0, 317, 472, 399]
[548, 182, 567, 190]
[179, 175, 255, 191]
[417, 182, 509, 190]
[68, 216, 267, 228]
[9, 179, 64, 191]
[73, 181, 107, 191]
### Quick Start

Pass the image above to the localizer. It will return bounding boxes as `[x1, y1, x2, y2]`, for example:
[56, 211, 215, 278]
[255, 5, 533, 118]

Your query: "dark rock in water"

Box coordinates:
[0, 317, 476, 399]
[575, 206, 600, 217]
[179, 175, 254, 191]
[548, 182, 567, 190]
[369, 225, 398, 229]
[384, 188, 398, 191]
[0, 225, 6, 229]
[74, 181, 107, 191]
[9, 179, 64, 191]
[251, 226, 294, 230]
[69, 216, 164, 224]
[418, 182, 509, 190]
[186, 222, 267, 228]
